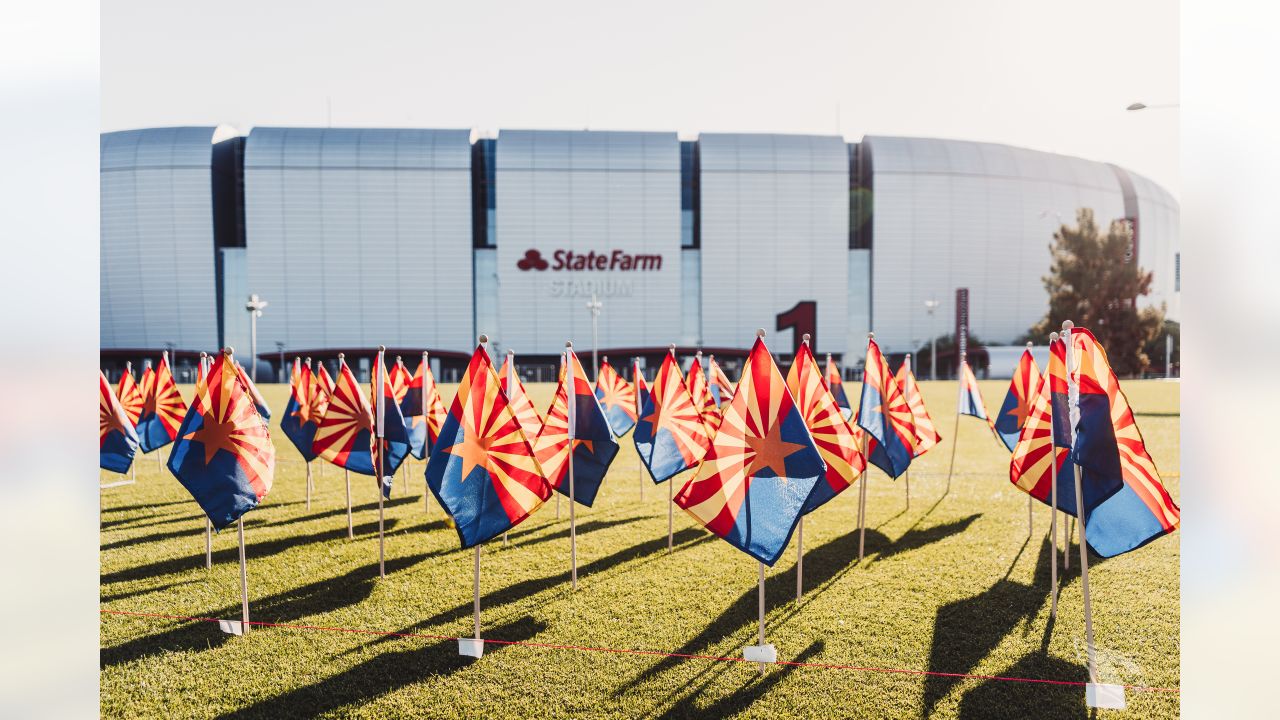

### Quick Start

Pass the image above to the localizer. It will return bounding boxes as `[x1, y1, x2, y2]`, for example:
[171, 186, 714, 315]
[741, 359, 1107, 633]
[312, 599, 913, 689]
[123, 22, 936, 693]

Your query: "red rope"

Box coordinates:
[101, 609, 1180, 695]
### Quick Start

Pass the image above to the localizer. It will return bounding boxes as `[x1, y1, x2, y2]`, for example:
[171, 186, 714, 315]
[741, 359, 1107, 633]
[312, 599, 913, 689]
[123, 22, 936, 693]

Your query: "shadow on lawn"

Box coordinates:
[505, 515, 645, 552]
[214, 616, 547, 720]
[99, 497, 421, 552]
[921, 536, 1106, 717]
[102, 552, 431, 668]
[100, 518, 404, 586]
[363, 527, 715, 650]
[955, 651, 1089, 719]
[654, 640, 825, 720]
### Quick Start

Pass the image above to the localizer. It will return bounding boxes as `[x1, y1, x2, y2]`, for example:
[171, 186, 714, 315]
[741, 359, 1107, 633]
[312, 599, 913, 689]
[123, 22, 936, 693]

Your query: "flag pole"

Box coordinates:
[857, 332, 872, 561]
[1063, 321, 1099, 692]
[237, 516, 249, 634]
[668, 345, 677, 552]
[339, 354, 354, 540]
[305, 461, 312, 511]
[566, 341, 578, 591]
[757, 561, 767, 675]
[946, 364, 963, 495]
[376, 346, 387, 580]
[1048, 332, 1060, 618]
[903, 353, 912, 510]
[796, 515, 804, 601]
[506, 350, 519, 546]
[205, 519, 213, 570]
[422, 351, 431, 514]
[635, 358, 645, 502]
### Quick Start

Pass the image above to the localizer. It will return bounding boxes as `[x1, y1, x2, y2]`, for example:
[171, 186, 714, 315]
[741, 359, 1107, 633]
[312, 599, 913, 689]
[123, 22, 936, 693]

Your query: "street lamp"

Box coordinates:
[1126, 102, 1179, 111]
[275, 341, 285, 382]
[923, 297, 940, 380]
[245, 294, 268, 382]
[586, 293, 603, 381]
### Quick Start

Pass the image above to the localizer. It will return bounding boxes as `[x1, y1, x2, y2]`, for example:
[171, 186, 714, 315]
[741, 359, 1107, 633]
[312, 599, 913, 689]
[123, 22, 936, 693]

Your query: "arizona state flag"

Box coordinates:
[1064, 327, 1179, 556]
[634, 349, 713, 483]
[167, 351, 275, 529]
[498, 352, 545, 445]
[100, 372, 140, 473]
[958, 361, 995, 432]
[786, 341, 865, 513]
[425, 341, 552, 548]
[402, 355, 446, 460]
[369, 351, 412, 494]
[826, 354, 853, 421]
[708, 355, 735, 408]
[675, 334, 827, 565]
[137, 352, 187, 453]
[281, 358, 319, 461]
[995, 346, 1040, 452]
[687, 352, 721, 433]
[116, 364, 144, 427]
[896, 357, 942, 457]
[535, 348, 620, 507]
[856, 337, 914, 478]
[1011, 336, 1095, 515]
[310, 361, 334, 423]
[594, 356, 637, 437]
[312, 356, 405, 477]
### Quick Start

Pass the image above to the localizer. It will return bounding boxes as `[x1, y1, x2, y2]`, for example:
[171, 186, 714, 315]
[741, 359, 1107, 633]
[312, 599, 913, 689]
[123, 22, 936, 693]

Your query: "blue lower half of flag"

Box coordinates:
[726, 472, 821, 566]
[424, 420, 515, 549]
[555, 438, 619, 507]
[136, 414, 173, 453]
[1082, 483, 1170, 557]
[994, 393, 1021, 452]
[101, 431, 138, 474]
[634, 425, 693, 483]
[166, 417, 260, 530]
[280, 402, 319, 461]
[601, 404, 635, 437]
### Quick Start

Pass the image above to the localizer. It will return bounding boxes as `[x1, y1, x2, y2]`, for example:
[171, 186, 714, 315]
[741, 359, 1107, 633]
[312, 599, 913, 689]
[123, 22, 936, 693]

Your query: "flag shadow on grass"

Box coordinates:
[100, 517, 405, 586]
[955, 651, 1089, 719]
[213, 616, 548, 720]
[101, 552, 430, 668]
[359, 527, 714, 652]
[100, 496, 424, 552]
[620, 516, 978, 697]
[653, 640, 825, 720]
[921, 537, 1106, 717]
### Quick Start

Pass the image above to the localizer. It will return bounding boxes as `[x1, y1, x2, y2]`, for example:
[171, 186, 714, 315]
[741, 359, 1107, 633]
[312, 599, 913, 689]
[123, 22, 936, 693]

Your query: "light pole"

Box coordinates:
[245, 294, 268, 382]
[276, 341, 285, 382]
[586, 293, 603, 381]
[1126, 102, 1180, 111]
[923, 297, 940, 380]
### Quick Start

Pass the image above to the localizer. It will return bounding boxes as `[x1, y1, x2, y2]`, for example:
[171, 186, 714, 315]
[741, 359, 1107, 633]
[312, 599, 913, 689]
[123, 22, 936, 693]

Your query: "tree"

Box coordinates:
[1027, 208, 1164, 376]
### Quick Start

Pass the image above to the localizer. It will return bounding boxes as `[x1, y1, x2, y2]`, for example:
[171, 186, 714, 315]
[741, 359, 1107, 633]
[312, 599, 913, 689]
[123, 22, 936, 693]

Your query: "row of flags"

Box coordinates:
[102, 329, 1180, 561]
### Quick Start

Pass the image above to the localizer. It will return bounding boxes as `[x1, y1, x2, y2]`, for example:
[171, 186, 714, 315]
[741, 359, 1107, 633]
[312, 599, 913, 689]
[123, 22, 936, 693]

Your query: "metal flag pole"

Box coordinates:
[796, 516, 804, 601]
[946, 362, 964, 495]
[668, 345, 677, 551]
[635, 358, 645, 502]
[903, 354, 912, 510]
[1048, 332, 1060, 618]
[306, 460, 312, 511]
[557, 352, 565, 521]
[375, 346, 387, 580]
[474, 546, 482, 640]
[237, 516, 250, 634]
[566, 341, 579, 590]
[757, 561, 767, 675]
[1063, 321, 1101, 698]
[206, 519, 213, 570]
[127, 361, 137, 483]
[505, 350, 518, 546]
[159, 350, 171, 472]
[338, 353, 354, 539]
[423, 351, 431, 514]
[857, 332, 873, 561]
[1065, 515, 1072, 570]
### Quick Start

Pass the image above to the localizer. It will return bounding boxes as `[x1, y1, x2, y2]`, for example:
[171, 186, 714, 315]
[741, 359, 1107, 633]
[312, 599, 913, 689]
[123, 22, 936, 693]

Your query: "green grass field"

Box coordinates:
[100, 379, 1180, 719]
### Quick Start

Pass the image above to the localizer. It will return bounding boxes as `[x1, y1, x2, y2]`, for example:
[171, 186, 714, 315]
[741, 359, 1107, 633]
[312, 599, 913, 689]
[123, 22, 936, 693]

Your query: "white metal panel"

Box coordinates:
[699, 133, 849, 354]
[100, 127, 220, 350]
[243, 127, 473, 354]
[494, 130, 682, 355]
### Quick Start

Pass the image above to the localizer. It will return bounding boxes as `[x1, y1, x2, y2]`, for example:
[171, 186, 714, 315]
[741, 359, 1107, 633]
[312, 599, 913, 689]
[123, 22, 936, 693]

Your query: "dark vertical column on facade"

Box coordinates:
[680, 140, 700, 248]
[211, 136, 247, 349]
[471, 138, 496, 248]
[1108, 162, 1140, 262]
[849, 142, 872, 250]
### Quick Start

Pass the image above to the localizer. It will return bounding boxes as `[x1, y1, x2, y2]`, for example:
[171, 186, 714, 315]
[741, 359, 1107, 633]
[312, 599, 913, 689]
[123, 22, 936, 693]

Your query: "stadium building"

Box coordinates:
[100, 126, 1179, 382]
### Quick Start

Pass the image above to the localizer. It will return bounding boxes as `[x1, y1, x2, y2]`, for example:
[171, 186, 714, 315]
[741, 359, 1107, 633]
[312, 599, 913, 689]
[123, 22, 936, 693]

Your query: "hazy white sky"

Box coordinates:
[102, 0, 1178, 194]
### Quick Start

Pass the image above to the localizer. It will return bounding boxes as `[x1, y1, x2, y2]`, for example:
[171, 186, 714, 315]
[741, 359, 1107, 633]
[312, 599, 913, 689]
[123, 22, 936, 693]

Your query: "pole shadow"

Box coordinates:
[653, 641, 825, 720]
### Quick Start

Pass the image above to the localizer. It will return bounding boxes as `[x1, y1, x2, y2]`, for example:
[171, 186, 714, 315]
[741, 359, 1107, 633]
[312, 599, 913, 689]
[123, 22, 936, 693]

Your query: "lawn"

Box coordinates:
[100, 379, 1180, 719]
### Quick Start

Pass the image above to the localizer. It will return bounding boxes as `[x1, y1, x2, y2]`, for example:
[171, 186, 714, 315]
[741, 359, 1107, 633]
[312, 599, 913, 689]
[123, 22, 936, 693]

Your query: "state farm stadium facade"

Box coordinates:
[100, 126, 1179, 382]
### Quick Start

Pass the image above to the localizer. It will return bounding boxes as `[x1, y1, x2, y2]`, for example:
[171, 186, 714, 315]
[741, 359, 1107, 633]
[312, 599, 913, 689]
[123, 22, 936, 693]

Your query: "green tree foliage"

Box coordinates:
[1027, 208, 1165, 375]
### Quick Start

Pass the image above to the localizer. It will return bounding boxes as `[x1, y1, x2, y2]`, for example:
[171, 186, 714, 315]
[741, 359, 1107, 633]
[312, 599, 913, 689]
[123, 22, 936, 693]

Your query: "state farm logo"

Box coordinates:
[516, 248, 663, 272]
[517, 249, 550, 271]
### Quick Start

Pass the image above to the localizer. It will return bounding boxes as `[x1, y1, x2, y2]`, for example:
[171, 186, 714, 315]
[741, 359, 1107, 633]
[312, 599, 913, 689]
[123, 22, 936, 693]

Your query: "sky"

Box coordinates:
[102, 0, 1178, 194]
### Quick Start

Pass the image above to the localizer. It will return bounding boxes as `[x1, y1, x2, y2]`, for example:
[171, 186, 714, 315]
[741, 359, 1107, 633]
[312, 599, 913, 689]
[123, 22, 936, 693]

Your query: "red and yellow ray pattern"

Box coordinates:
[100, 372, 133, 447]
[687, 353, 721, 433]
[410, 358, 448, 443]
[786, 343, 866, 490]
[310, 362, 334, 422]
[184, 352, 276, 500]
[595, 357, 636, 422]
[311, 359, 375, 467]
[498, 354, 544, 444]
[709, 355, 735, 407]
[641, 351, 713, 470]
[116, 366, 144, 427]
[896, 359, 942, 457]
[144, 355, 188, 441]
